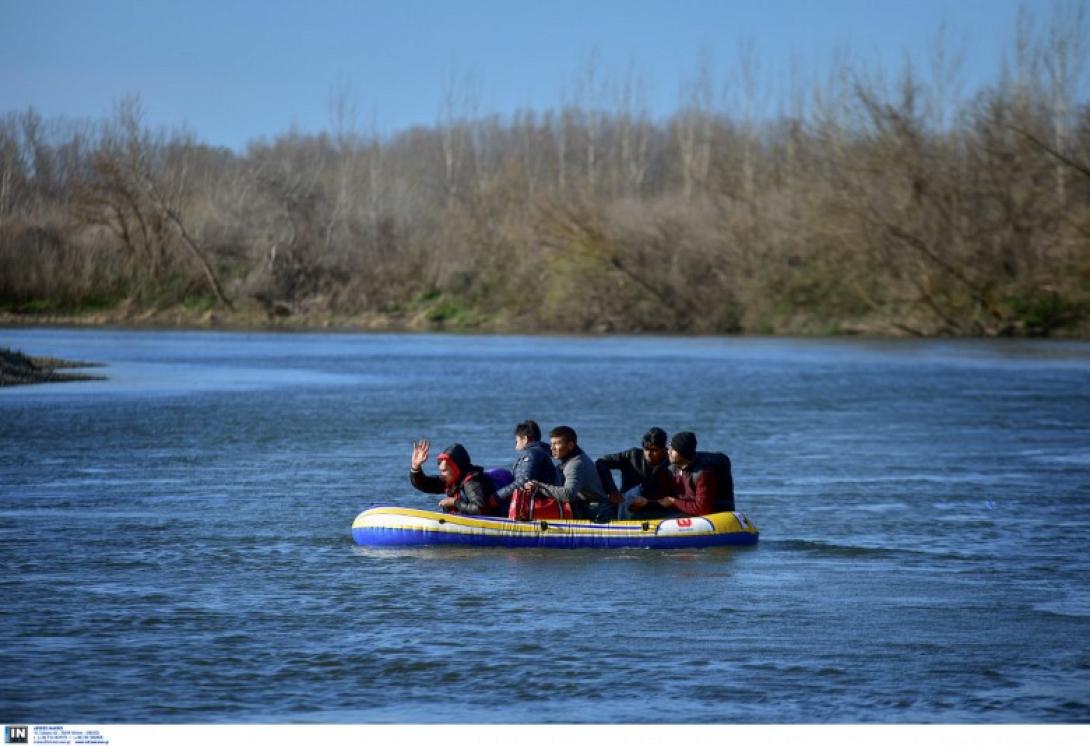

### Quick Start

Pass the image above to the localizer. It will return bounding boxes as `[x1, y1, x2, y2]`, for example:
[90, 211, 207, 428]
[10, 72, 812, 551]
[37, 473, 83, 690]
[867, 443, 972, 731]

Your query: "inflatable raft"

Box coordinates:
[351, 506, 759, 549]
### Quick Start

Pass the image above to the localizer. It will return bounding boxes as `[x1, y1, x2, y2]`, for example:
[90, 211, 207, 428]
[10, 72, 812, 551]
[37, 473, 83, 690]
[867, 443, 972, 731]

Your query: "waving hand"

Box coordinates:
[411, 439, 431, 471]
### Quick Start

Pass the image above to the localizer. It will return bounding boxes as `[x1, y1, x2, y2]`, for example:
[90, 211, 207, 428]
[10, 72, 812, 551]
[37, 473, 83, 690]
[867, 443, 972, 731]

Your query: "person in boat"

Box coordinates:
[493, 419, 559, 513]
[523, 425, 607, 521]
[596, 426, 675, 521]
[656, 431, 720, 517]
[409, 440, 497, 515]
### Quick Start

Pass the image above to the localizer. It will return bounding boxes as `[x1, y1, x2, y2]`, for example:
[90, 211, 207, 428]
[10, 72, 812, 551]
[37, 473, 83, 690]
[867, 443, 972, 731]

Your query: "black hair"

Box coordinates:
[514, 419, 541, 442]
[549, 425, 577, 445]
[642, 427, 667, 448]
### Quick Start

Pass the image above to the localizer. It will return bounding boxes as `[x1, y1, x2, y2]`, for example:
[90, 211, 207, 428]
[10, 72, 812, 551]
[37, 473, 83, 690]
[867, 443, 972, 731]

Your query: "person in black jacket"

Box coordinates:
[409, 440, 496, 515]
[493, 420, 559, 512]
[596, 427, 674, 521]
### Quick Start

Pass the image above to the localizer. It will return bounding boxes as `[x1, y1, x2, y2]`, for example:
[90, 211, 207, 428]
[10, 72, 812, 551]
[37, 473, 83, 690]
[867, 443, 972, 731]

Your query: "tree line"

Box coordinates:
[2, 5, 1088, 336]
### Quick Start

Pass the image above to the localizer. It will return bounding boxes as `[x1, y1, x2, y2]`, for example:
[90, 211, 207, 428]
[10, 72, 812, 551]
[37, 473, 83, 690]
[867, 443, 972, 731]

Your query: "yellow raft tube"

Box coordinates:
[352, 506, 759, 549]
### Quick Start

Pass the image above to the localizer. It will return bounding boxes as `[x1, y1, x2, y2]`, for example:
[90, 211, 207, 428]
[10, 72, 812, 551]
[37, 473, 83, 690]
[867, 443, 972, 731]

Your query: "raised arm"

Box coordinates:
[409, 439, 446, 495]
[410, 439, 430, 471]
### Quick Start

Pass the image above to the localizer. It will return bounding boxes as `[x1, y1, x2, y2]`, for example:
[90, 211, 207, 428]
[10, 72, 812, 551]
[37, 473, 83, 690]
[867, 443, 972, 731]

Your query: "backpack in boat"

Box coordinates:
[508, 485, 573, 521]
[481, 468, 514, 515]
[485, 468, 514, 491]
[698, 451, 735, 512]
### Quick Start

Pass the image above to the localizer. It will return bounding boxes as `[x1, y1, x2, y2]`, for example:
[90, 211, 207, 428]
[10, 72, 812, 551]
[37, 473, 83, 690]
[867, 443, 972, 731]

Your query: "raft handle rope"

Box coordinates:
[527, 483, 539, 521]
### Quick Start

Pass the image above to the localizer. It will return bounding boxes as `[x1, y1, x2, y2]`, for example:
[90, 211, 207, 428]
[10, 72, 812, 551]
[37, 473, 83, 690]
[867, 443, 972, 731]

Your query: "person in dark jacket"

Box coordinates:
[657, 431, 719, 517]
[409, 439, 496, 515]
[524, 425, 606, 520]
[494, 420, 559, 511]
[596, 426, 674, 521]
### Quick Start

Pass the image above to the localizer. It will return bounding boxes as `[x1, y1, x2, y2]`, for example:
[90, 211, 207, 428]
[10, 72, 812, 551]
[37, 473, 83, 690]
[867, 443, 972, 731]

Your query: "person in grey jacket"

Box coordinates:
[494, 420, 559, 510]
[524, 425, 606, 520]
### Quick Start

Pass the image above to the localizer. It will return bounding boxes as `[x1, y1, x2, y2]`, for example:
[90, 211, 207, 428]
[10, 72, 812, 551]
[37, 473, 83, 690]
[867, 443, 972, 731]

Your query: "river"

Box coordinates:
[1, 328, 1088, 723]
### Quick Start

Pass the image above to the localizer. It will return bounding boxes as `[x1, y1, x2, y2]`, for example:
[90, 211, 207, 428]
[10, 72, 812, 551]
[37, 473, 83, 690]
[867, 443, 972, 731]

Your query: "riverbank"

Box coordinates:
[4, 305, 1088, 338]
[0, 346, 105, 386]
[0, 305, 437, 335]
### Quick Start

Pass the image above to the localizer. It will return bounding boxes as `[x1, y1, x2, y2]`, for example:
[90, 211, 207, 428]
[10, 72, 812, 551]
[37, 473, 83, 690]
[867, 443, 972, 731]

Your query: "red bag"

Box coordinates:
[508, 486, 573, 521]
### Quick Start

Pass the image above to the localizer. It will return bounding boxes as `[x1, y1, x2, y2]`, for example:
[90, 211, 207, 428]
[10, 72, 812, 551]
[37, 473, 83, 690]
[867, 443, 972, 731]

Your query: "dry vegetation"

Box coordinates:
[2, 6, 1088, 336]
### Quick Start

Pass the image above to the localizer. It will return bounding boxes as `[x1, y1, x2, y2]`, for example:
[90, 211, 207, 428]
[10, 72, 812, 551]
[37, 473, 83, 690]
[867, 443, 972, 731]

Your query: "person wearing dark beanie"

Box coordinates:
[668, 431, 698, 462]
[659, 431, 718, 516]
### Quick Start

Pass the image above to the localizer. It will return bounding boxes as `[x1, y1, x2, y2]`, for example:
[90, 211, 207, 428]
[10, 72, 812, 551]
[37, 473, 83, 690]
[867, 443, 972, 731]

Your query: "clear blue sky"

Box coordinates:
[0, 0, 1061, 152]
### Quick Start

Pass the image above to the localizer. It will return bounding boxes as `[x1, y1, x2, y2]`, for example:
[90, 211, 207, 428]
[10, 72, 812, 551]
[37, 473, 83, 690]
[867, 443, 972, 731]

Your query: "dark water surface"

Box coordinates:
[2, 328, 1089, 723]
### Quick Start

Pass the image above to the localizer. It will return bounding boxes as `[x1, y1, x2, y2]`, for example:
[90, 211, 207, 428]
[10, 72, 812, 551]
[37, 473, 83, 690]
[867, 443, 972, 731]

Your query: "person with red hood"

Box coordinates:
[409, 439, 496, 515]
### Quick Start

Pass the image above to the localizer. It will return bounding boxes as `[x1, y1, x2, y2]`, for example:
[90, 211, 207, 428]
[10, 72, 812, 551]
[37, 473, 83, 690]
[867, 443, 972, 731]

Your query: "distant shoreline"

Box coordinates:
[0, 346, 105, 387]
[0, 307, 428, 337]
[3, 307, 1088, 340]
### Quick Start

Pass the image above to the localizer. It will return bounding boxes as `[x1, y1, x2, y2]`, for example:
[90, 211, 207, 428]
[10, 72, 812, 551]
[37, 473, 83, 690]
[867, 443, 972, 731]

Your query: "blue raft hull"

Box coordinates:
[351, 506, 759, 549]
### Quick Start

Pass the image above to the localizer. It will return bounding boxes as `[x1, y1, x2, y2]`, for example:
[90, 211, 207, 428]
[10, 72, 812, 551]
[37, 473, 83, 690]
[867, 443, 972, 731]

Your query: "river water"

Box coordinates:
[1, 328, 1088, 723]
